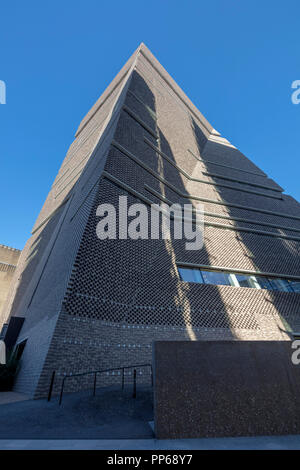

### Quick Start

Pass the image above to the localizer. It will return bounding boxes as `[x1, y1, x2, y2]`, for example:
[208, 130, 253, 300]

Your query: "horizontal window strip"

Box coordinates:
[111, 140, 300, 221]
[176, 262, 300, 282]
[144, 184, 300, 234]
[187, 148, 267, 177]
[143, 137, 282, 199]
[177, 266, 300, 293]
[122, 105, 158, 139]
[202, 170, 282, 193]
[102, 170, 300, 242]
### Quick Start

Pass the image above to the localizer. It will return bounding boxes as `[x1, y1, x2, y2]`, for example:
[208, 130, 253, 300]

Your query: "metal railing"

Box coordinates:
[54, 363, 153, 405]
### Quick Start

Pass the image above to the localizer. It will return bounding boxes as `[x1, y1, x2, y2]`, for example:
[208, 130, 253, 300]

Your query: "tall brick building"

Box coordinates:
[2, 43, 300, 398]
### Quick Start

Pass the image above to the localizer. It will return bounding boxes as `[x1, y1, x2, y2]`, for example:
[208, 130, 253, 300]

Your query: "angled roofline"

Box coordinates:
[74, 42, 234, 148]
[137, 43, 213, 136]
[75, 44, 142, 137]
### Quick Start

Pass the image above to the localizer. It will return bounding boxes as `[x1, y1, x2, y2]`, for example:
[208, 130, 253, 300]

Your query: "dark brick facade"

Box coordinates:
[2, 43, 300, 398]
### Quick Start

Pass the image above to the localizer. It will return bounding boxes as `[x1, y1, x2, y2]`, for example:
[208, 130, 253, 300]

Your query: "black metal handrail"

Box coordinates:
[58, 363, 153, 405]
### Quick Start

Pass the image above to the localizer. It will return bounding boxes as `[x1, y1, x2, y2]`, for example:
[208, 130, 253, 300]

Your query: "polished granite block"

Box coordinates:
[153, 340, 300, 439]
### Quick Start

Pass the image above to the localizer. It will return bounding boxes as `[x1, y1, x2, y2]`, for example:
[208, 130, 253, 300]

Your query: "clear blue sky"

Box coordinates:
[1, 0, 300, 250]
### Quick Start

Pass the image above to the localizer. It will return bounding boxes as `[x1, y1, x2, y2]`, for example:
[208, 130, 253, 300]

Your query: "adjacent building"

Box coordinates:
[0, 244, 20, 337]
[2, 43, 300, 398]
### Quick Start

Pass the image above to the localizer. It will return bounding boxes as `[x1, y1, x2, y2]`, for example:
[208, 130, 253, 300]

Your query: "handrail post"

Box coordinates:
[47, 371, 55, 402]
[93, 372, 97, 396]
[132, 369, 136, 398]
[56, 364, 152, 405]
[59, 377, 65, 406]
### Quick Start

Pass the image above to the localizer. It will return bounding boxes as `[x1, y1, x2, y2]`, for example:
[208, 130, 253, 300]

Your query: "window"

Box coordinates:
[178, 268, 204, 283]
[288, 280, 300, 293]
[248, 276, 261, 289]
[201, 270, 231, 286]
[228, 273, 239, 287]
[235, 274, 253, 288]
[268, 278, 293, 292]
[177, 266, 300, 294]
[255, 276, 272, 290]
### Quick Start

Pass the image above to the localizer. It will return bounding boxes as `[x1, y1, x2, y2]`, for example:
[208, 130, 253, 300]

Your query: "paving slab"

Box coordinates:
[0, 386, 153, 440]
[0, 392, 30, 405]
[1, 435, 300, 450]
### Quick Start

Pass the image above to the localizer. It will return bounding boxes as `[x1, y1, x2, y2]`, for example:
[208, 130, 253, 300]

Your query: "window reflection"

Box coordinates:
[289, 280, 300, 293]
[201, 270, 231, 286]
[178, 267, 300, 294]
[235, 274, 252, 288]
[268, 278, 293, 292]
[255, 277, 272, 290]
[178, 268, 204, 283]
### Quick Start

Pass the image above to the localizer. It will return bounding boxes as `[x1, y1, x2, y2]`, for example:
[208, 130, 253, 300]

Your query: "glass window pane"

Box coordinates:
[235, 274, 252, 288]
[289, 280, 300, 293]
[178, 268, 194, 282]
[228, 273, 239, 287]
[255, 277, 272, 290]
[178, 268, 203, 283]
[201, 270, 231, 286]
[268, 278, 293, 292]
[193, 270, 204, 283]
[249, 276, 261, 289]
[179, 268, 300, 292]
